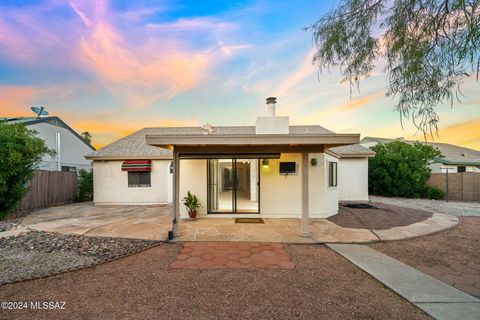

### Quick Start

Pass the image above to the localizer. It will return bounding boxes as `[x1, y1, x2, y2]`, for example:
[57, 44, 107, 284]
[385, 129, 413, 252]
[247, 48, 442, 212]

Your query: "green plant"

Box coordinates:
[76, 169, 93, 201]
[368, 141, 442, 198]
[0, 122, 54, 218]
[425, 186, 445, 200]
[182, 191, 200, 212]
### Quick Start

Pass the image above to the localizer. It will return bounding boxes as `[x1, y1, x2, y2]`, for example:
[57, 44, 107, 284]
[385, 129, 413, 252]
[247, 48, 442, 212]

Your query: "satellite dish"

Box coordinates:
[31, 106, 49, 118]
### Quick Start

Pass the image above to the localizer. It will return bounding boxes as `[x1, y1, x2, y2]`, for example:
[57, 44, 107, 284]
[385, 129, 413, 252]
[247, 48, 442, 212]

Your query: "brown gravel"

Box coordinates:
[0, 243, 429, 320]
[328, 202, 433, 230]
[371, 217, 480, 298]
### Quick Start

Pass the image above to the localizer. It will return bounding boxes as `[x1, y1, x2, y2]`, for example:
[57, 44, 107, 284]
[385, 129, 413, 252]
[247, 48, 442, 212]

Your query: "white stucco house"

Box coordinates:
[86, 98, 373, 235]
[361, 136, 480, 173]
[5, 116, 95, 173]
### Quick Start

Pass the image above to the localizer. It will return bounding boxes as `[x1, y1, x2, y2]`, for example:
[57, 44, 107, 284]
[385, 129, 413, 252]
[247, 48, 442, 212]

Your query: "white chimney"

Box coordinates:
[266, 97, 276, 117]
[255, 97, 289, 134]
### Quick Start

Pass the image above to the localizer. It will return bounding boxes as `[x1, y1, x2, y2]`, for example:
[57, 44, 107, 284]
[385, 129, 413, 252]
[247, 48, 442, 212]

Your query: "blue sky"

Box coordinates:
[0, 0, 479, 148]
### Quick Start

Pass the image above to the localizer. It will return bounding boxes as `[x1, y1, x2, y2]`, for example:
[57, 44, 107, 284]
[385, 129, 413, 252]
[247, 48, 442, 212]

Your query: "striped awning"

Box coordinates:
[121, 160, 152, 171]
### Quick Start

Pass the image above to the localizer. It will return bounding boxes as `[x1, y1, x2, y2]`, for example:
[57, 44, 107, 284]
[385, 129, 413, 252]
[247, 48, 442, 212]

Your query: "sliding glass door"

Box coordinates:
[207, 159, 259, 213]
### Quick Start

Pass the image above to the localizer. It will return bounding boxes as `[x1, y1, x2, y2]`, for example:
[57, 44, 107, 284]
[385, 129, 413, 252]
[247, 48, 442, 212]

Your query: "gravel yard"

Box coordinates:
[371, 217, 480, 298]
[0, 243, 429, 320]
[370, 195, 480, 217]
[329, 202, 432, 230]
[0, 231, 159, 284]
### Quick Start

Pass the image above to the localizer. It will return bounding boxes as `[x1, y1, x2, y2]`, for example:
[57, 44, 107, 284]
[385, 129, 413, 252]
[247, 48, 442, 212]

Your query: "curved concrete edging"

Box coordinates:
[370, 213, 459, 242]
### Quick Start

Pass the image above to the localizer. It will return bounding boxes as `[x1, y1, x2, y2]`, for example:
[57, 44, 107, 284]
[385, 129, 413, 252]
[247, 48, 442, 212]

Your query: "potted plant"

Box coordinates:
[183, 191, 200, 220]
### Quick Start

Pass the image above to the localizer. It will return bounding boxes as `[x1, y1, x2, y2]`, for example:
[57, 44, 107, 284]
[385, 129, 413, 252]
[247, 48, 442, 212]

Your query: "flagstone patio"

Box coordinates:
[15, 202, 459, 243]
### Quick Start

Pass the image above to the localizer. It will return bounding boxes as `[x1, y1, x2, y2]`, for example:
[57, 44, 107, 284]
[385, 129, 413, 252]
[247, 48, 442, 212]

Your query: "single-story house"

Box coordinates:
[361, 136, 480, 173]
[86, 98, 373, 235]
[4, 116, 95, 173]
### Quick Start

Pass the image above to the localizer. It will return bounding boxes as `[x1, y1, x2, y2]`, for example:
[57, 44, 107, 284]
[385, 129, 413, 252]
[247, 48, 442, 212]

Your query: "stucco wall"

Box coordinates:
[337, 157, 369, 201]
[177, 153, 339, 218]
[29, 122, 93, 172]
[93, 160, 170, 205]
[178, 159, 208, 218]
[430, 162, 480, 173]
[260, 153, 303, 217]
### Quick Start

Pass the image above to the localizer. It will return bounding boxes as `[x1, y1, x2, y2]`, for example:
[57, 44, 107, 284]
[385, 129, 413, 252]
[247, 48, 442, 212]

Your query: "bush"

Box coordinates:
[369, 141, 442, 198]
[0, 122, 53, 219]
[424, 186, 445, 200]
[76, 169, 93, 201]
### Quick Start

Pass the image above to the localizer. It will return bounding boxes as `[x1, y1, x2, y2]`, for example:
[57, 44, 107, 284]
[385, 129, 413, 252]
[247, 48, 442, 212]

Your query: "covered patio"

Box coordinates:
[145, 131, 360, 239]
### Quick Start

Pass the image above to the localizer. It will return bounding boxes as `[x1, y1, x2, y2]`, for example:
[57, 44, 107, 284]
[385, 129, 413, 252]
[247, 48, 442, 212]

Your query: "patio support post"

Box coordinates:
[172, 148, 180, 237]
[301, 152, 311, 237]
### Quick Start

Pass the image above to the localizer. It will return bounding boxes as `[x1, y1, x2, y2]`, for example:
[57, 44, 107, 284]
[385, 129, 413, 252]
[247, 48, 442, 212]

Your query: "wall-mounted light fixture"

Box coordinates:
[310, 158, 318, 166]
[262, 159, 270, 167]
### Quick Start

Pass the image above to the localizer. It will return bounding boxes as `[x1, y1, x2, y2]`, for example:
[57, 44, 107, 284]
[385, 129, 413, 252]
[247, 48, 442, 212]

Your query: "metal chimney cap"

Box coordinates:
[266, 97, 277, 104]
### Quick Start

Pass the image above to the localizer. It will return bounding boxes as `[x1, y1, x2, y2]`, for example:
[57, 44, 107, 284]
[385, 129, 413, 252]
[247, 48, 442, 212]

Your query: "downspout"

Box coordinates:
[56, 132, 61, 171]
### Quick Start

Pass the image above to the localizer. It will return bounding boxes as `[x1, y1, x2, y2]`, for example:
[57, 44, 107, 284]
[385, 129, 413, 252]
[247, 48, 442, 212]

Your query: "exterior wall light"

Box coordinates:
[310, 158, 318, 166]
[262, 159, 270, 167]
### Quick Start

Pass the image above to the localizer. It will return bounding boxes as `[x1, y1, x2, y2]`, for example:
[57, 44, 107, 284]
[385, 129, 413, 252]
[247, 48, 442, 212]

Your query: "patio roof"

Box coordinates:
[145, 133, 360, 150]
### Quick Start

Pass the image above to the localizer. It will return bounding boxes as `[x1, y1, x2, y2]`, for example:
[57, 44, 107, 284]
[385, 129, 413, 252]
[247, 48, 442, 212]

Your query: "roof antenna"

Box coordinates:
[31, 106, 49, 118]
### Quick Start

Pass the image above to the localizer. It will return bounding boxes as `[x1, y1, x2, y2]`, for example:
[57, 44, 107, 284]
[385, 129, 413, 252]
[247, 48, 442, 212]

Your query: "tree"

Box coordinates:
[308, 1, 479, 134]
[368, 141, 444, 199]
[0, 122, 54, 218]
[81, 131, 92, 144]
[76, 169, 93, 202]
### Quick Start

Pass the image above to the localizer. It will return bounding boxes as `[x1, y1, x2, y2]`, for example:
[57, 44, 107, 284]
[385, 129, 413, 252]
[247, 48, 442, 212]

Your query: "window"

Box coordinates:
[128, 172, 151, 187]
[328, 161, 337, 187]
[61, 166, 77, 173]
[457, 166, 466, 173]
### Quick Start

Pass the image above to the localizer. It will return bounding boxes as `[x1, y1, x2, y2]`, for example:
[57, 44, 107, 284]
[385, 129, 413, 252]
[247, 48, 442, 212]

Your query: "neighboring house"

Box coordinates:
[327, 144, 375, 201]
[361, 137, 480, 173]
[4, 116, 95, 173]
[86, 98, 372, 229]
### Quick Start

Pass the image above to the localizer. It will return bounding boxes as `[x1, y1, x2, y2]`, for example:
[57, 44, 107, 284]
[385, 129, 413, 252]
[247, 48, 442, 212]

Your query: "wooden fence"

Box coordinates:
[20, 170, 78, 210]
[428, 172, 480, 202]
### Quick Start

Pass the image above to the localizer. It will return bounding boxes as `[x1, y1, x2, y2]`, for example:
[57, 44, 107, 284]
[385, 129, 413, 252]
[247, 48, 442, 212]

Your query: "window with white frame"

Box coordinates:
[328, 161, 337, 187]
[128, 171, 151, 187]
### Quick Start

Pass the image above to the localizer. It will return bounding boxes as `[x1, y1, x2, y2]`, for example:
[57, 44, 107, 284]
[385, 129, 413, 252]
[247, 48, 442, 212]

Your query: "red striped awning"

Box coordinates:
[121, 160, 152, 171]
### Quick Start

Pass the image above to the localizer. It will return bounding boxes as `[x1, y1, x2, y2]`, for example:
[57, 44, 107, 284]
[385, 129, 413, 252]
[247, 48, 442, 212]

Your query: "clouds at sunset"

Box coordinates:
[0, 1, 478, 150]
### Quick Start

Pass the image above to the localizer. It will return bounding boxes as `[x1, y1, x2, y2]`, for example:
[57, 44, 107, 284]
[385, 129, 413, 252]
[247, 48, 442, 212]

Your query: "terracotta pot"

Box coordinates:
[188, 210, 197, 220]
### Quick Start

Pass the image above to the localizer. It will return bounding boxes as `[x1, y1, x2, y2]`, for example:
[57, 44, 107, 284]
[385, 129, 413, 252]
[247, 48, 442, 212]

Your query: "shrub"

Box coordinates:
[0, 122, 53, 219]
[76, 169, 93, 201]
[368, 141, 442, 198]
[424, 186, 445, 200]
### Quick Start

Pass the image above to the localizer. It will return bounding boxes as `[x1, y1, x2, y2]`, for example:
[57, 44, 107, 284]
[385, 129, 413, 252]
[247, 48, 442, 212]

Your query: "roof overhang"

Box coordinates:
[85, 155, 173, 161]
[145, 133, 360, 150]
[434, 158, 480, 166]
[325, 150, 376, 159]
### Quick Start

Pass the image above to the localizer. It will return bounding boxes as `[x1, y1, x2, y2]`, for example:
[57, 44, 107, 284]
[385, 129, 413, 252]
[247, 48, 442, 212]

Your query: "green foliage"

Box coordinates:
[368, 141, 442, 198]
[308, 0, 480, 134]
[182, 191, 200, 212]
[425, 185, 445, 200]
[76, 169, 93, 202]
[0, 122, 54, 218]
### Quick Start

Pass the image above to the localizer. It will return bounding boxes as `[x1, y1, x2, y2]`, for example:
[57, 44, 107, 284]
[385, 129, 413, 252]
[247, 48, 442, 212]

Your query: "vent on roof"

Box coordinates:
[201, 123, 214, 135]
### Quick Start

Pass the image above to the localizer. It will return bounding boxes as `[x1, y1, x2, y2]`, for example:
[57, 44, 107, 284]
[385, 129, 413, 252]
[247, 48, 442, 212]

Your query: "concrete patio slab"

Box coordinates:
[22, 202, 171, 240]
[20, 202, 459, 243]
[328, 244, 480, 320]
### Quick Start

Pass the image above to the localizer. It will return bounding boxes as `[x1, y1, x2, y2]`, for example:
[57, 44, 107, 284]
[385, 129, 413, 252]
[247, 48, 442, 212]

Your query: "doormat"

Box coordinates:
[234, 218, 264, 224]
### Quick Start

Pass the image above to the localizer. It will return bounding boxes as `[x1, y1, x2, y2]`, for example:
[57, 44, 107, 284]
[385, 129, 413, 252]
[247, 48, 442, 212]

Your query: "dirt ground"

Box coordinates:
[0, 244, 429, 320]
[372, 217, 480, 298]
[328, 202, 433, 230]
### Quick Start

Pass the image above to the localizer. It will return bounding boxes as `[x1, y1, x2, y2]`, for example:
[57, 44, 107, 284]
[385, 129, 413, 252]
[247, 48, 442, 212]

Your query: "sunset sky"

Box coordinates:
[0, 0, 479, 150]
